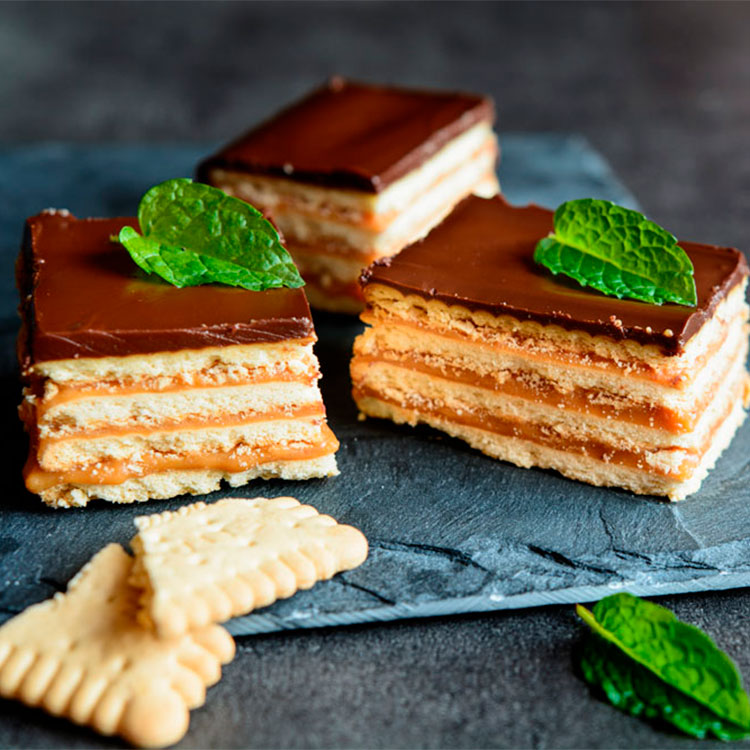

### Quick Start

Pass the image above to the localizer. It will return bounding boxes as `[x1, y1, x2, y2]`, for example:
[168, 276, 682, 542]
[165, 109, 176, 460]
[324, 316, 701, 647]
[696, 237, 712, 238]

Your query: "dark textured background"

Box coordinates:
[1, 2, 749, 748]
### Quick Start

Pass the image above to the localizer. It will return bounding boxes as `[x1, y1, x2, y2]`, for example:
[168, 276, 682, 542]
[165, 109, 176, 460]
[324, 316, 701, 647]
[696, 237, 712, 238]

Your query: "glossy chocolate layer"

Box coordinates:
[18, 211, 314, 364]
[197, 77, 494, 193]
[362, 196, 749, 355]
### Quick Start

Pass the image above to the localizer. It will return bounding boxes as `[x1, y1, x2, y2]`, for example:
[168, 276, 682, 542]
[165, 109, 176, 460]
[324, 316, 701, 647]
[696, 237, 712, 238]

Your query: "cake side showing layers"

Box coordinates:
[352, 285, 750, 501]
[354, 289, 750, 439]
[200, 78, 499, 313]
[352, 197, 750, 501]
[18, 212, 338, 507]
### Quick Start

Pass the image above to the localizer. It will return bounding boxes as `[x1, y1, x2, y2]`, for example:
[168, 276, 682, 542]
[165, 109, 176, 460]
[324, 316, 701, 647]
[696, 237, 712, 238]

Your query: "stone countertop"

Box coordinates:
[1, 2, 749, 748]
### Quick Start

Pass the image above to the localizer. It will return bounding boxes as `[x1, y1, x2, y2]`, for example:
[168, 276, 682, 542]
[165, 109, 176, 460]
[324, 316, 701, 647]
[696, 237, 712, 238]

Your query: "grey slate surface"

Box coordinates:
[0, 139, 748, 647]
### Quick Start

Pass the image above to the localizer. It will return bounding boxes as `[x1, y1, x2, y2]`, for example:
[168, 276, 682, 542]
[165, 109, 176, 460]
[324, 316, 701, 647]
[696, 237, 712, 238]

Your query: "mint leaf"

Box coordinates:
[118, 178, 304, 290]
[534, 199, 697, 306]
[581, 636, 750, 740]
[577, 593, 750, 739]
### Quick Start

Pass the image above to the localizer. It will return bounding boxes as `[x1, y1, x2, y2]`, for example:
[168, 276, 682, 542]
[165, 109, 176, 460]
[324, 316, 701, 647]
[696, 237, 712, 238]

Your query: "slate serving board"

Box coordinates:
[0, 137, 748, 637]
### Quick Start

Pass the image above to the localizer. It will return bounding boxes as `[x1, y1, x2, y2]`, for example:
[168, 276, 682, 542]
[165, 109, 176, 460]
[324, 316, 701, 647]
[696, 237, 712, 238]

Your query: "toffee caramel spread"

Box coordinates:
[362, 196, 749, 355]
[18, 211, 313, 364]
[197, 77, 494, 193]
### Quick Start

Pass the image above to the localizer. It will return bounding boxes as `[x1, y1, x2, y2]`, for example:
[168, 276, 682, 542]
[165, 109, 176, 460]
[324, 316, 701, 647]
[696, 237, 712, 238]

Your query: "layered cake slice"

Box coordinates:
[197, 77, 499, 313]
[18, 210, 338, 507]
[352, 196, 750, 500]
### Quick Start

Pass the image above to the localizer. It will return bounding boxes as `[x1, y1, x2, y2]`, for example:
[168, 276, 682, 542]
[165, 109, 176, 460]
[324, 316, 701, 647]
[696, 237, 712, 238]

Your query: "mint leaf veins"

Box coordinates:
[118, 178, 304, 291]
[577, 593, 750, 740]
[534, 199, 697, 306]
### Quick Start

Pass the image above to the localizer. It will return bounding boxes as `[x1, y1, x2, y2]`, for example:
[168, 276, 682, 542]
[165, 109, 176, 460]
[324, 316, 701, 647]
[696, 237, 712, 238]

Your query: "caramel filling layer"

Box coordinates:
[29, 364, 319, 413]
[278, 166, 497, 258]
[32, 402, 327, 444]
[231, 139, 497, 232]
[352, 385, 738, 482]
[25, 425, 340, 492]
[352, 351, 724, 433]
[361, 310, 737, 388]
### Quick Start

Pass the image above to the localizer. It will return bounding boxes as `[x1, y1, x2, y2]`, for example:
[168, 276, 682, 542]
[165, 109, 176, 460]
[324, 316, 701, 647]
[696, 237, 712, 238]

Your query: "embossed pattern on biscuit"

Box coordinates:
[0, 544, 235, 748]
[131, 496, 369, 639]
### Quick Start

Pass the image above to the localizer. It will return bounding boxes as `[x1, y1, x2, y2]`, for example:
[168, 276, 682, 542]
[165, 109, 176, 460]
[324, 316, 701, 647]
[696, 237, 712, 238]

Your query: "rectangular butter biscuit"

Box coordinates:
[0, 544, 235, 748]
[131, 496, 368, 638]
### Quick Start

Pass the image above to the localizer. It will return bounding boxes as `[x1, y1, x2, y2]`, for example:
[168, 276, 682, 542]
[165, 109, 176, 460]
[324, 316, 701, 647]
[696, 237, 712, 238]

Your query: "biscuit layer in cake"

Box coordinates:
[198, 78, 499, 313]
[18, 211, 338, 507]
[352, 195, 750, 501]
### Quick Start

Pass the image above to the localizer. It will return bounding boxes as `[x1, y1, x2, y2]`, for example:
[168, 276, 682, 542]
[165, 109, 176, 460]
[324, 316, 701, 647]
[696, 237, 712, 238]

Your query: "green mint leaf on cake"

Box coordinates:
[118, 178, 304, 290]
[534, 199, 697, 306]
[577, 593, 750, 740]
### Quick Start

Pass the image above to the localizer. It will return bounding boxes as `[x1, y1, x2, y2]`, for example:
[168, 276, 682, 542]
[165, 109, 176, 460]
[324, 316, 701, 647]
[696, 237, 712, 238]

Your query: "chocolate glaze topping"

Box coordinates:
[362, 196, 749, 355]
[197, 77, 494, 193]
[18, 212, 314, 365]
